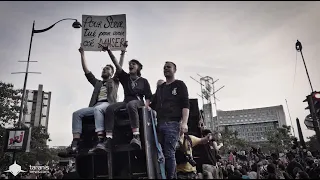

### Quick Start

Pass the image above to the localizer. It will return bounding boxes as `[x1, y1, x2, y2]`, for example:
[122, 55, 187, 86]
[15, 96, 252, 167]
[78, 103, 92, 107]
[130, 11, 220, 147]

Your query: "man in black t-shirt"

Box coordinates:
[150, 61, 190, 179]
[92, 44, 152, 151]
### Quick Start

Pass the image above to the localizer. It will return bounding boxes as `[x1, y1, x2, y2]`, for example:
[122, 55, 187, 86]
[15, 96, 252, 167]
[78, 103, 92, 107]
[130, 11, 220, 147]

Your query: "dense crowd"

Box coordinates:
[198, 148, 320, 179]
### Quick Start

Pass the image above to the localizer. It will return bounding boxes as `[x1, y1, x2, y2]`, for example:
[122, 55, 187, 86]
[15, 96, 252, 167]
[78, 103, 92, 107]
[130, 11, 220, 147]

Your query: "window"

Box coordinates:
[236, 120, 239, 122]
[241, 120, 244, 122]
[43, 93, 49, 99]
[245, 119, 248, 121]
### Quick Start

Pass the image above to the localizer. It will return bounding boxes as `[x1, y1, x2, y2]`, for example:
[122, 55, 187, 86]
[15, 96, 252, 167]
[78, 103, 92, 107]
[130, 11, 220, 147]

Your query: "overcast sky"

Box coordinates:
[0, 1, 319, 147]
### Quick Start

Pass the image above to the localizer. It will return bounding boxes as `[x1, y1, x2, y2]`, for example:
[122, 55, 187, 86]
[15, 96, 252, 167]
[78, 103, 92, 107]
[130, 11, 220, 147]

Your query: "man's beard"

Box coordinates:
[101, 74, 110, 79]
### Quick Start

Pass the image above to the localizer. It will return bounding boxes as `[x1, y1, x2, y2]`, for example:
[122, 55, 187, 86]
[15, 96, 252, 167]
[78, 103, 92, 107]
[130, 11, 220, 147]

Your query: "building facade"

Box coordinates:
[216, 105, 286, 142]
[22, 84, 51, 132]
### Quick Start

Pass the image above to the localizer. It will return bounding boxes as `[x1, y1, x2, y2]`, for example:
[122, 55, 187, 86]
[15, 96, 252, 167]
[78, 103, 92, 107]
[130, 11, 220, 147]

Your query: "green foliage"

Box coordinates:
[266, 125, 294, 153]
[220, 126, 249, 153]
[0, 81, 22, 127]
[306, 134, 320, 152]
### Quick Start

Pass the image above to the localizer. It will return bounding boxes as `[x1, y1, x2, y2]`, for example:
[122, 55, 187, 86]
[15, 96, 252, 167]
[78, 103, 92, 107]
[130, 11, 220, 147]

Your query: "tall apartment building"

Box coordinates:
[216, 105, 287, 142]
[22, 84, 52, 132]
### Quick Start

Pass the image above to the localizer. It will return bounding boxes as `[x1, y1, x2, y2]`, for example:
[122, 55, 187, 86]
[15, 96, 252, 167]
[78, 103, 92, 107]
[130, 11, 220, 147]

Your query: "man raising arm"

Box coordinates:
[64, 42, 127, 156]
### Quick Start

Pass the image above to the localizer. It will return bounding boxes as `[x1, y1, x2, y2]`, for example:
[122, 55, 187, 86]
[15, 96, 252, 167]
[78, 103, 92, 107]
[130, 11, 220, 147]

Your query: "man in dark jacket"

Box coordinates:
[151, 61, 190, 179]
[66, 42, 128, 155]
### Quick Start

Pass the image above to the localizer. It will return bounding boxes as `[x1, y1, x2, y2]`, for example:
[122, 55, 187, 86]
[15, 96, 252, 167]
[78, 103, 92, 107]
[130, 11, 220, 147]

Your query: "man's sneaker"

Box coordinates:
[88, 138, 106, 154]
[90, 137, 112, 153]
[66, 139, 80, 155]
[130, 135, 141, 149]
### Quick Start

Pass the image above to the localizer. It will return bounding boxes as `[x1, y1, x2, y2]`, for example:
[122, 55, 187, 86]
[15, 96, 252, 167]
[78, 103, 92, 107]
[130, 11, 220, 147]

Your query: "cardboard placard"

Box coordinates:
[81, 14, 126, 51]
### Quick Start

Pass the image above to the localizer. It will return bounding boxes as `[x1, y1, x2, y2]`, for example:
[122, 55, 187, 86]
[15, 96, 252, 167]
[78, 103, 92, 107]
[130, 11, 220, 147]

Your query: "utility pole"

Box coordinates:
[285, 99, 296, 137]
[295, 40, 314, 92]
[190, 74, 225, 131]
[11, 60, 41, 164]
[296, 118, 306, 149]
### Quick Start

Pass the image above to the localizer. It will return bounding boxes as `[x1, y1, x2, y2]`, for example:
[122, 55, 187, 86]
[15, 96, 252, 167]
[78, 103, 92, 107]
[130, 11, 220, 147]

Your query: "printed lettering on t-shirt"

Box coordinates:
[172, 87, 177, 96]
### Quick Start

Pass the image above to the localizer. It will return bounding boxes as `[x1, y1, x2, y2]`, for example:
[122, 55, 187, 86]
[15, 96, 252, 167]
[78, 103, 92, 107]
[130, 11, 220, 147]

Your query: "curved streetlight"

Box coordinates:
[17, 18, 81, 128]
[11, 18, 81, 165]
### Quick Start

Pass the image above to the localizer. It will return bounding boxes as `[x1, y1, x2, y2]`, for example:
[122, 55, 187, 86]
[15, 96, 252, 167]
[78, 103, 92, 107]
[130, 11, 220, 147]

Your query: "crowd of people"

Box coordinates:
[197, 148, 320, 179]
[175, 116, 320, 179]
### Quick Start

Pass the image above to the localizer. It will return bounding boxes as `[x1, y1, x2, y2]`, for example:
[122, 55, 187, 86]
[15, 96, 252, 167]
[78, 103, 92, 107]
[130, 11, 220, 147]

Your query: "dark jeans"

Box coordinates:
[157, 121, 180, 179]
[104, 100, 144, 133]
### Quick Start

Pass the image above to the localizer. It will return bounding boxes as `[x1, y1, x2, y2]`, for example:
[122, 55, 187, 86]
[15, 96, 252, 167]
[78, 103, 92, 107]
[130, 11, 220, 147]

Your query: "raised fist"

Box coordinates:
[78, 47, 84, 54]
[100, 43, 111, 52]
[123, 41, 128, 48]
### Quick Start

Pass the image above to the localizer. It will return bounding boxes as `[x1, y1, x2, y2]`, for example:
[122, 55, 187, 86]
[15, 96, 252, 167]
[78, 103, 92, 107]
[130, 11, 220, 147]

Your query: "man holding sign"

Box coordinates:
[65, 42, 128, 155]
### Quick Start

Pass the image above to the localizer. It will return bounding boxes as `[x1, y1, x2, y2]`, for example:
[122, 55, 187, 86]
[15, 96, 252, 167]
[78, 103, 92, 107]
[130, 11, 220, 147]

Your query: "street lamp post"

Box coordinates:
[11, 18, 81, 164]
[295, 40, 314, 92]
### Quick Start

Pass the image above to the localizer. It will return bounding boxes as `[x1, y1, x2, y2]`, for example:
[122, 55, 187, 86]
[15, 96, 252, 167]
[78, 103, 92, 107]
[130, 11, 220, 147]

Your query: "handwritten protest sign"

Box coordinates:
[81, 14, 126, 51]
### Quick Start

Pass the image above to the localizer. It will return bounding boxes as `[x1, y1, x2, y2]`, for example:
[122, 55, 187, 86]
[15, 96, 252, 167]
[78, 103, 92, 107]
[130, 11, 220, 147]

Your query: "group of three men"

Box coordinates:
[66, 41, 190, 179]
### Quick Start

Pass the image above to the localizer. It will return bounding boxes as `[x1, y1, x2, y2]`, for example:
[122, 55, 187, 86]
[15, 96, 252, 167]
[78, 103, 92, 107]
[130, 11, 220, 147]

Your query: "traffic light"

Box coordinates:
[303, 92, 320, 132]
[314, 92, 320, 117]
[304, 92, 320, 115]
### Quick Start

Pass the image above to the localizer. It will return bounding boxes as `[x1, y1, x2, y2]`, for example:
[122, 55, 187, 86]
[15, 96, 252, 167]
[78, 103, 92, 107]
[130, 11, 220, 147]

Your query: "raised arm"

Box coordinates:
[79, 47, 90, 74]
[119, 41, 128, 68]
[101, 44, 122, 72]
[79, 46, 97, 86]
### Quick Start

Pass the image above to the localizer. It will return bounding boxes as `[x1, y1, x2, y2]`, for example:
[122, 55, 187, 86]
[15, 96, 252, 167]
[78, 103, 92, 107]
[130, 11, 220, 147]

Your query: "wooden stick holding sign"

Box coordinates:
[81, 14, 126, 51]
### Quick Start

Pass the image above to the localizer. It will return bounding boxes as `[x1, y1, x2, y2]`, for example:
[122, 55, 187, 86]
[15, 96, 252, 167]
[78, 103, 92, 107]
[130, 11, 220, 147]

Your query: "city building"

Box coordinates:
[22, 84, 52, 132]
[216, 105, 287, 142]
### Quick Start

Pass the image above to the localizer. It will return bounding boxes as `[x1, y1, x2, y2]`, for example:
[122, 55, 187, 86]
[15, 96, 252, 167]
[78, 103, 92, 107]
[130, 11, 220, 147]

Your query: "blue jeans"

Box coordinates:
[72, 102, 110, 134]
[157, 121, 180, 179]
